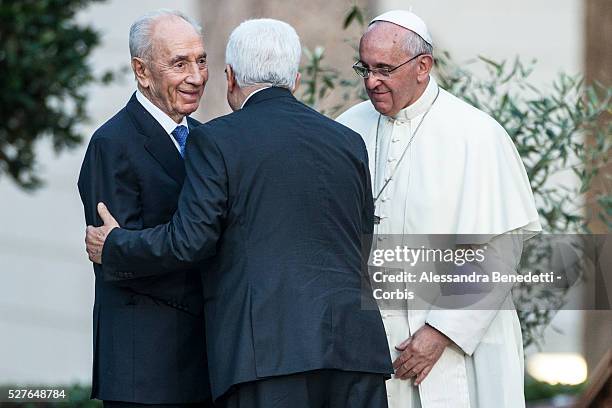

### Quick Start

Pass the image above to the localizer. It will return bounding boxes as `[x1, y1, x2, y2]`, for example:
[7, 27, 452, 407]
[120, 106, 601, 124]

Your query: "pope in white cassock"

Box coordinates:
[337, 10, 542, 408]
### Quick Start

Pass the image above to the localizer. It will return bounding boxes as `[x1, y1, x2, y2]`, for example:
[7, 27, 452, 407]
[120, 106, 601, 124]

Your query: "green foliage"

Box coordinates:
[298, 2, 368, 116]
[299, 4, 612, 349]
[343, 3, 365, 29]
[300, 46, 338, 110]
[0, 0, 110, 190]
[524, 376, 586, 401]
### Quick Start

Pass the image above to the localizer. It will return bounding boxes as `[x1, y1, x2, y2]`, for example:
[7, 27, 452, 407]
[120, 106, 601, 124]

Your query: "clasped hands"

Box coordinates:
[393, 324, 452, 385]
[85, 202, 120, 264]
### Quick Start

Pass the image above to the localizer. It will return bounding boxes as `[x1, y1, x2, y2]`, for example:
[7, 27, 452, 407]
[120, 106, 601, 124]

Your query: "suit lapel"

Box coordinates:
[126, 94, 185, 185]
[186, 116, 200, 132]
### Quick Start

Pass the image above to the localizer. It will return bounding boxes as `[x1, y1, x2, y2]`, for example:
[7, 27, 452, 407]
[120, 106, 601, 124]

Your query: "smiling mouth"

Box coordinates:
[178, 90, 201, 100]
[369, 91, 390, 100]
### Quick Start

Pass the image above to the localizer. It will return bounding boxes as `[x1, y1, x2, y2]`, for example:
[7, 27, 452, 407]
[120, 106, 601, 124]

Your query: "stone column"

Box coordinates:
[583, 0, 612, 374]
[195, 0, 375, 121]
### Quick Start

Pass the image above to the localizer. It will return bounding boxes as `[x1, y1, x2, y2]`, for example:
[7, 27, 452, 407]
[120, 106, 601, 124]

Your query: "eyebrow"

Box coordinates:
[169, 52, 207, 65]
[373, 62, 393, 69]
[358, 60, 393, 69]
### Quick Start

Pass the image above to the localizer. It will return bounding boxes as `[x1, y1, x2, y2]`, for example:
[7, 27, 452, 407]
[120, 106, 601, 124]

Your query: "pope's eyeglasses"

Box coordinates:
[352, 53, 426, 79]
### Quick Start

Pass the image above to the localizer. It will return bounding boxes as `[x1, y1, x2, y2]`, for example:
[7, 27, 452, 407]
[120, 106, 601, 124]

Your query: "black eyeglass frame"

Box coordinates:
[352, 53, 428, 79]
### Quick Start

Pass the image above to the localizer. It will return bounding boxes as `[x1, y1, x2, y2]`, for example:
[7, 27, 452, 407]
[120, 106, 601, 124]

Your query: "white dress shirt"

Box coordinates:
[136, 90, 188, 153]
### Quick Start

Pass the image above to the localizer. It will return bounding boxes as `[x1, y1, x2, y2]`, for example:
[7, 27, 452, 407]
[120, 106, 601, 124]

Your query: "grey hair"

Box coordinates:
[403, 29, 433, 57]
[367, 21, 433, 57]
[129, 9, 202, 60]
[225, 19, 301, 90]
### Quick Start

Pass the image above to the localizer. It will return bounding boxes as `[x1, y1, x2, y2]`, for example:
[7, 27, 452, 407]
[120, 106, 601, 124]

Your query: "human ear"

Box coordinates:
[131, 57, 150, 88]
[291, 72, 301, 93]
[417, 54, 434, 83]
[225, 64, 236, 92]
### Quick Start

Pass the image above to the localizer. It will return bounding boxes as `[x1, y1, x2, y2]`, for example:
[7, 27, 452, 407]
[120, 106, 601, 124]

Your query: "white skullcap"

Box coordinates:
[370, 10, 432, 46]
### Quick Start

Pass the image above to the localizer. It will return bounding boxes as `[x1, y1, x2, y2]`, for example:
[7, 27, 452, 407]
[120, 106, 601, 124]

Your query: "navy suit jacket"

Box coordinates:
[101, 87, 393, 400]
[77, 94, 211, 403]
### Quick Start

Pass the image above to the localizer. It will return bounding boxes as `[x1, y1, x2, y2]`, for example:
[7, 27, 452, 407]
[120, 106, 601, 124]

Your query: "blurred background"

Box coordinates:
[0, 0, 609, 406]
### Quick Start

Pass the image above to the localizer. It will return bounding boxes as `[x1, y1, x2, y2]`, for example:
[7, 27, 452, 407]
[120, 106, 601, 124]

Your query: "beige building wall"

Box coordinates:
[380, 0, 583, 84]
[197, 0, 374, 121]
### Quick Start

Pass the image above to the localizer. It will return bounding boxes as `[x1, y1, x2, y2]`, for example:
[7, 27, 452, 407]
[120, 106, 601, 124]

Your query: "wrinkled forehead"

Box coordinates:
[359, 22, 409, 61]
[360, 22, 408, 53]
[150, 16, 204, 57]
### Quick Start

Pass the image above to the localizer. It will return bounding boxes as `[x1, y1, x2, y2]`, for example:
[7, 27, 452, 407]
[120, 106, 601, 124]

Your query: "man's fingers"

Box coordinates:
[392, 349, 413, 370]
[85, 224, 105, 265]
[85, 226, 95, 244]
[395, 358, 420, 379]
[414, 365, 433, 386]
[395, 361, 417, 380]
[393, 352, 422, 379]
[395, 337, 411, 351]
[407, 362, 428, 380]
[97, 202, 119, 227]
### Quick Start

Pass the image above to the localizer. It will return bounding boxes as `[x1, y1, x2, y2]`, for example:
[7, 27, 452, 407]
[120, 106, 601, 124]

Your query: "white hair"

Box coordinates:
[225, 19, 301, 90]
[129, 9, 202, 60]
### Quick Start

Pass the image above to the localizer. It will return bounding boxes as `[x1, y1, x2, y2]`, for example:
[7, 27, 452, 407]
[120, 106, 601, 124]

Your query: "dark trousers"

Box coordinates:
[103, 401, 214, 408]
[216, 369, 388, 408]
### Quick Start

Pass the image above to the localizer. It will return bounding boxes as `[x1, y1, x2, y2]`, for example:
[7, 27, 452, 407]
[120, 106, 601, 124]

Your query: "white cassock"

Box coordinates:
[337, 76, 542, 408]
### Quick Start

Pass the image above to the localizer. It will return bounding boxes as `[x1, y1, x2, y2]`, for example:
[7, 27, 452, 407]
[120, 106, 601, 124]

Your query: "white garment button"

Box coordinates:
[392, 138, 400, 143]
[387, 158, 396, 162]
[381, 197, 388, 202]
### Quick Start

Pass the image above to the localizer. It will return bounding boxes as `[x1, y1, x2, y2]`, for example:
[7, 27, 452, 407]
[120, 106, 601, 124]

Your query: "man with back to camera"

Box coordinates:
[337, 9, 541, 408]
[77, 9, 213, 407]
[84, 18, 393, 408]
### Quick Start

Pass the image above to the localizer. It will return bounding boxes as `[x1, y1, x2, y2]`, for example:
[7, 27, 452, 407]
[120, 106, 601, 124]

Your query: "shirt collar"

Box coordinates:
[390, 76, 439, 121]
[241, 86, 272, 109]
[136, 90, 188, 134]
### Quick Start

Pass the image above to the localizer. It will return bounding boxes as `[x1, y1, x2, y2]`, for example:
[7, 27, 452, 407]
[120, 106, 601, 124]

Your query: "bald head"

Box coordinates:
[129, 9, 202, 60]
[148, 15, 202, 60]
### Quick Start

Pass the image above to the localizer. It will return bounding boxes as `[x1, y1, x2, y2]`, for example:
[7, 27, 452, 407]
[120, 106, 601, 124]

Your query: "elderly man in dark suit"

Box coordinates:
[77, 9, 212, 408]
[85, 18, 392, 408]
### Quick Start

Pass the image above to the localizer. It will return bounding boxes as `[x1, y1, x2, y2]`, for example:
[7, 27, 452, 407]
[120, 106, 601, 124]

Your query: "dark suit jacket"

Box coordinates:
[77, 93, 211, 404]
[101, 87, 393, 400]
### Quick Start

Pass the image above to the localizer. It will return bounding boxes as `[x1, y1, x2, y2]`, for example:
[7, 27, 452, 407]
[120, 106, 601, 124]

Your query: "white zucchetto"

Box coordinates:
[370, 10, 433, 46]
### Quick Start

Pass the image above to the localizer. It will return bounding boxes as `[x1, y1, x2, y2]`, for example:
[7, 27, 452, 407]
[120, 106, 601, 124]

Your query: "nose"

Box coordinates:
[186, 62, 206, 86]
[365, 75, 381, 90]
